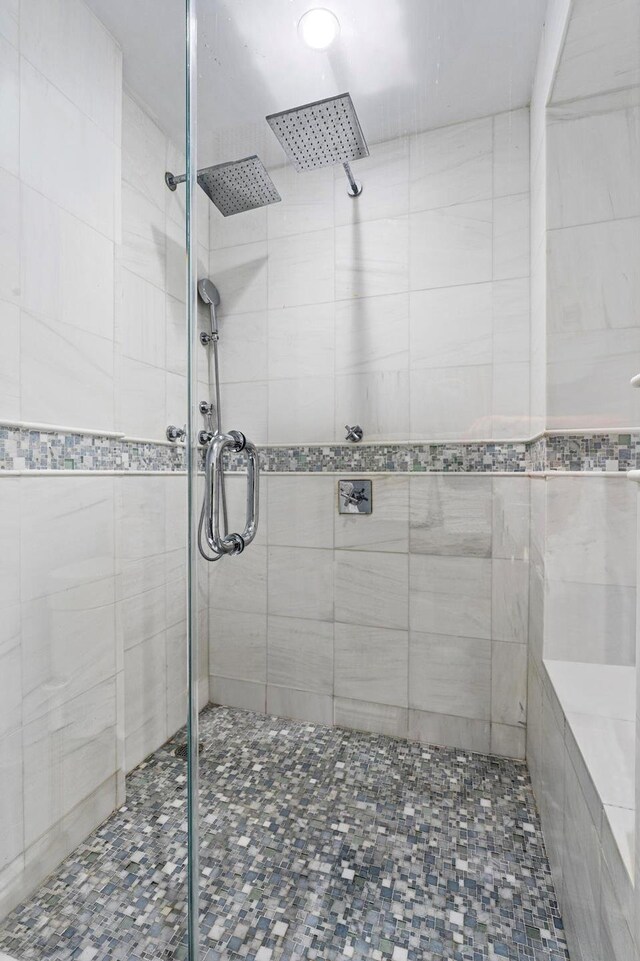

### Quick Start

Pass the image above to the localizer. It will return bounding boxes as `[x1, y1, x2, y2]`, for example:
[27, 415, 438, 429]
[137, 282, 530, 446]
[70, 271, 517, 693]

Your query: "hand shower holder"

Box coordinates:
[204, 430, 259, 558]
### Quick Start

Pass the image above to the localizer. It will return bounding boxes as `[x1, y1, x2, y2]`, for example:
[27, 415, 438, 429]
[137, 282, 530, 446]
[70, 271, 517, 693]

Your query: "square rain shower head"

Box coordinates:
[266, 93, 369, 172]
[197, 155, 281, 217]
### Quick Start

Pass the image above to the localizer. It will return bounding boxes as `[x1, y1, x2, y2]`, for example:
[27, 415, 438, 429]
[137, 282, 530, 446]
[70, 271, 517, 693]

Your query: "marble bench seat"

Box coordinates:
[545, 659, 635, 882]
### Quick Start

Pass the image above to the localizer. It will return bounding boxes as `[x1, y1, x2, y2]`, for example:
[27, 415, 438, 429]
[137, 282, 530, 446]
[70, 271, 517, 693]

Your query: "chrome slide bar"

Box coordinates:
[201, 430, 259, 560]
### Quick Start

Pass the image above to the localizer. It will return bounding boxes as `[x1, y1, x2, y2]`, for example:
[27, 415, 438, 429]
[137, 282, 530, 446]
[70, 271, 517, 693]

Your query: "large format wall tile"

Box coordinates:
[335, 369, 409, 442]
[20, 0, 122, 142]
[269, 547, 334, 622]
[409, 631, 491, 721]
[410, 555, 492, 639]
[335, 217, 409, 301]
[410, 283, 492, 370]
[409, 475, 492, 557]
[0, 33, 19, 177]
[410, 117, 492, 211]
[335, 476, 409, 553]
[410, 201, 493, 291]
[268, 229, 333, 308]
[335, 551, 408, 631]
[268, 303, 334, 381]
[0, 167, 20, 304]
[267, 615, 333, 695]
[0, 299, 19, 421]
[335, 293, 409, 376]
[334, 623, 408, 708]
[334, 136, 409, 226]
[493, 109, 530, 199]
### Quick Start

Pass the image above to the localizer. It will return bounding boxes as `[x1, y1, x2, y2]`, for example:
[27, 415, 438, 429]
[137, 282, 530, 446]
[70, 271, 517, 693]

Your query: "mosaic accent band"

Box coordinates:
[2, 424, 640, 474]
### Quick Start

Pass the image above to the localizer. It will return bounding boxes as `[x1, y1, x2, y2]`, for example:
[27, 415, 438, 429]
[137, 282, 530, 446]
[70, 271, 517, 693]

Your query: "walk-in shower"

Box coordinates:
[266, 92, 369, 196]
[2, 2, 638, 961]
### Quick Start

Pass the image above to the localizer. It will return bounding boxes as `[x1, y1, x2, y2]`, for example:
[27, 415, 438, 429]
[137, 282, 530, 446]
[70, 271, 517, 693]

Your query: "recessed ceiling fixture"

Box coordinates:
[298, 8, 340, 50]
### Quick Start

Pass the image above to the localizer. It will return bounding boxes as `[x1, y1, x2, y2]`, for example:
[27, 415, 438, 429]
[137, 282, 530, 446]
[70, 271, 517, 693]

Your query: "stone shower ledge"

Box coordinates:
[545, 659, 635, 882]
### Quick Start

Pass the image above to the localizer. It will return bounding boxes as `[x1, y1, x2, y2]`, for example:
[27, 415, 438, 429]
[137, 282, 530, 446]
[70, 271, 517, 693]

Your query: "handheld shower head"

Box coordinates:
[198, 278, 220, 307]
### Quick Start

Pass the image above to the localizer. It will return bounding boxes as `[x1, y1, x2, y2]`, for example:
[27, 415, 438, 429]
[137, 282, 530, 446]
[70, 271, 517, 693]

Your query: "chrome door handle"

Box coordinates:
[204, 430, 259, 558]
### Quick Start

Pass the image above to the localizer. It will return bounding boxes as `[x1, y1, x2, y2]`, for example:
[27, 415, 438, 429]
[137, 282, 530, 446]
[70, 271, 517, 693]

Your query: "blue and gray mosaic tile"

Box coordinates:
[0, 706, 569, 961]
[2, 422, 639, 475]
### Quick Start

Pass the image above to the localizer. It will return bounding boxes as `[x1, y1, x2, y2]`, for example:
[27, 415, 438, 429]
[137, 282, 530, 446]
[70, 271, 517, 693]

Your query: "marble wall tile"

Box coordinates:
[267, 615, 333, 695]
[269, 376, 334, 444]
[0, 34, 19, 177]
[493, 194, 530, 281]
[210, 610, 267, 684]
[600, 859, 637, 961]
[491, 641, 527, 727]
[210, 545, 267, 616]
[268, 546, 334, 622]
[209, 676, 266, 714]
[335, 369, 409, 442]
[539, 683, 566, 890]
[547, 217, 640, 334]
[0, 0, 18, 47]
[268, 302, 335, 380]
[334, 623, 408, 707]
[20, 312, 114, 432]
[334, 136, 409, 226]
[0, 300, 19, 423]
[20, 59, 117, 240]
[0, 168, 20, 304]
[547, 327, 640, 428]
[116, 584, 165, 653]
[23, 678, 117, 847]
[0, 604, 20, 740]
[268, 229, 333, 309]
[493, 109, 530, 199]
[561, 758, 603, 961]
[545, 580, 636, 666]
[268, 165, 334, 239]
[492, 362, 530, 438]
[492, 478, 530, 561]
[268, 476, 334, 550]
[20, 0, 121, 142]
[490, 723, 525, 760]
[121, 93, 169, 212]
[0, 730, 23, 872]
[409, 632, 491, 720]
[116, 356, 165, 440]
[212, 240, 268, 315]
[335, 550, 408, 631]
[409, 201, 493, 290]
[22, 576, 116, 723]
[335, 217, 409, 301]
[121, 182, 166, 291]
[410, 555, 492, 639]
[123, 632, 167, 771]
[21, 478, 114, 604]
[548, 104, 640, 228]
[266, 686, 333, 726]
[116, 267, 165, 368]
[492, 278, 530, 366]
[410, 363, 493, 440]
[408, 708, 491, 754]
[409, 475, 492, 557]
[492, 558, 529, 644]
[221, 380, 269, 446]
[210, 202, 266, 250]
[335, 476, 409, 553]
[545, 477, 636, 587]
[334, 293, 409, 376]
[552, 0, 640, 103]
[410, 283, 493, 370]
[334, 698, 408, 739]
[19, 174, 119, 347]
[410, 117, 493, 211]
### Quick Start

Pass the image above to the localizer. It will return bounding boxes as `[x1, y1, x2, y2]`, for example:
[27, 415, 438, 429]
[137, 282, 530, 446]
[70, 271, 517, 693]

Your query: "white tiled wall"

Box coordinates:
[210, 110, 531, 444]
[210, 474, 530, 760]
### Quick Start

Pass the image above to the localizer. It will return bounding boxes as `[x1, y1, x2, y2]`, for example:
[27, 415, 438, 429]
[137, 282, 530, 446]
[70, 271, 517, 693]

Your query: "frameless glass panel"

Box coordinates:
[0, 1, 202, 958]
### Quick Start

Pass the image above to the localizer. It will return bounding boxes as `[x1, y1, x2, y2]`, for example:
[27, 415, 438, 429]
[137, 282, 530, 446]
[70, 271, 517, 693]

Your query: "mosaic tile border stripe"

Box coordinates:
[2, 424, 640, 474]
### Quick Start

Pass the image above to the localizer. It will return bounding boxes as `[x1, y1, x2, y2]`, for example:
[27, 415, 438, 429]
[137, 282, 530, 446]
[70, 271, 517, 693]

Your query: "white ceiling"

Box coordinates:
[87, 0, 547, 165]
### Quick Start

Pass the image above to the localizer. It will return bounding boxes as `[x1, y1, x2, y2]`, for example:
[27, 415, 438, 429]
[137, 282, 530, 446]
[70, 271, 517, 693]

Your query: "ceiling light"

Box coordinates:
[298, 8, 340, 50]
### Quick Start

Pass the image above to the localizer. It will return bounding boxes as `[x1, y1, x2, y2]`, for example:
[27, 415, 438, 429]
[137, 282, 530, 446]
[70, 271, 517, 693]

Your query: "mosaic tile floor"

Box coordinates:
[0, 706, 569, 961]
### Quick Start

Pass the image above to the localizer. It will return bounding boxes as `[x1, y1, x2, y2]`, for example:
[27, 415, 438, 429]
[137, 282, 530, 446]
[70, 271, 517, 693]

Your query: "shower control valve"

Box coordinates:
[345, 424, 363, 443]
[199, 401, 214, 416]
[166, 425, 186, 443]
[200, 330, 218, 346]
[199, 430, 214, 446]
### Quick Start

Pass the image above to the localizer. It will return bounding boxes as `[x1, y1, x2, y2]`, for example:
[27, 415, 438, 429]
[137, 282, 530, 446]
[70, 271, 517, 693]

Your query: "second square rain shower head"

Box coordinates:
[266, 92, 369, 197]
[165, 155, 281, 217]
